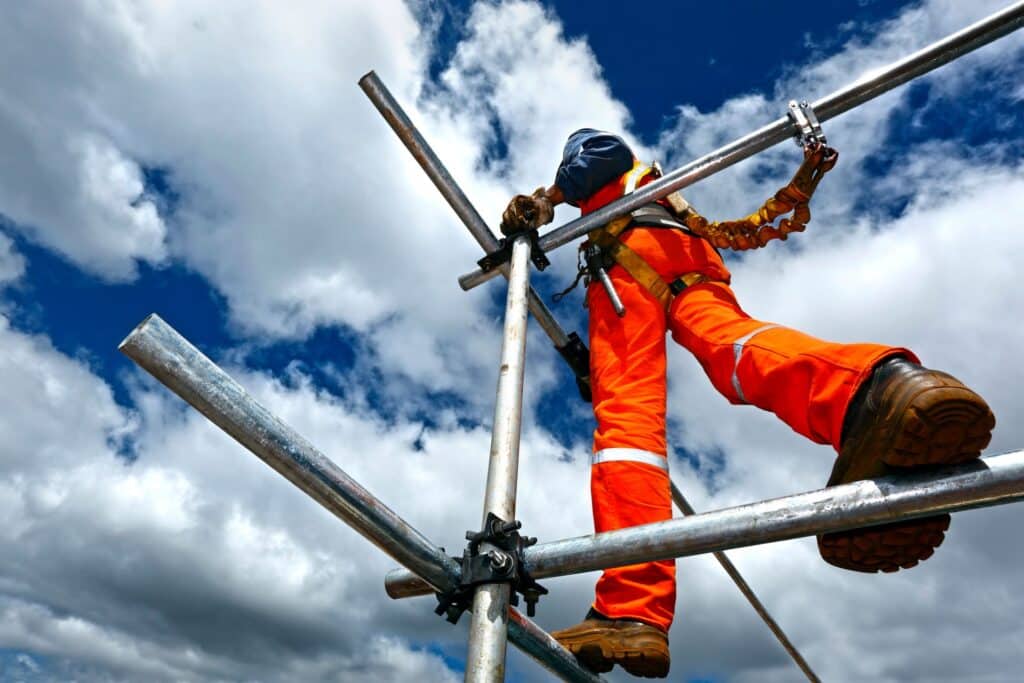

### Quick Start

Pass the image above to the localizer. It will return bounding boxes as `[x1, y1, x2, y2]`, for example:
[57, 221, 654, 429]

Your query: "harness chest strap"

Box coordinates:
[588, 214, 712, 311]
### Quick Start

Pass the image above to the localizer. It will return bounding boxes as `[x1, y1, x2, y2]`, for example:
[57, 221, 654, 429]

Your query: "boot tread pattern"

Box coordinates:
[820, 373, 993, 573]
[553, 623, 670, 678]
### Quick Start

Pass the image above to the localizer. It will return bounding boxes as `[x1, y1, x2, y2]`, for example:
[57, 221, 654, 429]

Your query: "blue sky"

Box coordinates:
[1, 1, 1023, 681]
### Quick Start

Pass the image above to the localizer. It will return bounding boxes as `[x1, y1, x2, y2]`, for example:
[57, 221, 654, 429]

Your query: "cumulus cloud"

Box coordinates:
[0, 309, 604, 681]
[2, 0, 1024, 681]
[0, 233, 25, 287]
[649, 2, 1024, 680]
[0, 0, 641, 403]
[0, 5, 167, 280]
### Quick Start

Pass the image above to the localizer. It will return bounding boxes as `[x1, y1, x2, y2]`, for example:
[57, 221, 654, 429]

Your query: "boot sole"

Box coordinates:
[820, 380, 994, 573]
[555, 627, 670, 678]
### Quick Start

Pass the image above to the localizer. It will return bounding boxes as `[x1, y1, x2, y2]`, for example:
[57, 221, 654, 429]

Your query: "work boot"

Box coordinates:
[818, 356, 995, 573]
[551, 608, 670, 678]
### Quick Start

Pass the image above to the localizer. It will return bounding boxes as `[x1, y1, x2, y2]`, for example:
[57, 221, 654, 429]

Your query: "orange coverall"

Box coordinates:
[565, 134, 912, 632]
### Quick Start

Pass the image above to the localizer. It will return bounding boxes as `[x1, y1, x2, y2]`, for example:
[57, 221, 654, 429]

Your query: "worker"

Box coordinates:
[500, 129, 995, 678]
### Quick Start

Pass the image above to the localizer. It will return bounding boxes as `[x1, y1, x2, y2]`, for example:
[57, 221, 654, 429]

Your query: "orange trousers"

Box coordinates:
[587, 228, 912, 632]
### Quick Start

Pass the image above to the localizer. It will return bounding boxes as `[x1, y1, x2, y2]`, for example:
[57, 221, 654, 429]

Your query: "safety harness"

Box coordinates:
[586, 204, 711, 310]
[558, 142, 838, 315]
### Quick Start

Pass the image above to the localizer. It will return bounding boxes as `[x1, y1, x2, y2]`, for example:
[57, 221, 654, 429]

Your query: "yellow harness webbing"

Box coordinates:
[588, 215, 708, 311]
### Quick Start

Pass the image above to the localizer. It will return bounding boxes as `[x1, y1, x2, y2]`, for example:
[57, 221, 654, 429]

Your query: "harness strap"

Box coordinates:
[589, 211, 715, 311]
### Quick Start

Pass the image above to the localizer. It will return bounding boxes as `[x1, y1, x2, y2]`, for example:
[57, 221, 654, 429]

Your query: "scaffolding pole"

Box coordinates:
[385, 451, 1024, 597]
[121, 6, 1024, 681]
[362, 60, 818, 683]
[358, 71, 591, 394]
[457, 0, 1024, 291]
[670, 484, 819, 683]
[465, 235, 532, 682]
[118, 314, 602, 683]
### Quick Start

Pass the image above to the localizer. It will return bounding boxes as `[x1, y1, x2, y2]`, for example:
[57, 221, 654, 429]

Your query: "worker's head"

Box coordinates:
[562, 128, 635, 166]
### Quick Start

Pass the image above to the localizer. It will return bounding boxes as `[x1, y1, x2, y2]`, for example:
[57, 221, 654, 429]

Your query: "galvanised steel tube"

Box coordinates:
[358, 71, 572, 350]
[525, 452, 1024, 579]
[121, 314, 599, 683]
[670, 484, 819, 683]
[465, 235, 533, 683]
[508, 610, 605, 683]
[384, 451, 1024, 597]
[458, 0, 1024, 291]
[119, 314, 461, 592]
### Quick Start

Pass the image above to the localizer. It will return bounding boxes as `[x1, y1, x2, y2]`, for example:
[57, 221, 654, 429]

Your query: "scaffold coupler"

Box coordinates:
[477, 228, 551, 273]
[434, 513, 548, 624]
[787, 100, 827, 147]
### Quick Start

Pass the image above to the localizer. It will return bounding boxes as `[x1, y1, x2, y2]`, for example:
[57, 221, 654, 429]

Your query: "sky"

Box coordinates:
[0, 0, 1023, 681]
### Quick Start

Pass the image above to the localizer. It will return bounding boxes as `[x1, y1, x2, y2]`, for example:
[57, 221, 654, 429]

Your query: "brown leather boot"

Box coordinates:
[818, 356, 995, 573]
[551, 609, 670, 678]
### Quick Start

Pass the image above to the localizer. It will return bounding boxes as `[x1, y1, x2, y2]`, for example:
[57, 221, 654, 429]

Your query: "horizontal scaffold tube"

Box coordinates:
[385, 451, 1024, 598]
[457, 0, 1024, 291]
[119, 314, 603, 683]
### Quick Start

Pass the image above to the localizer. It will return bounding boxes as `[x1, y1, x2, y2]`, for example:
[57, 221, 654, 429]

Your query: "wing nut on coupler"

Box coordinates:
[434, 513, 548, 624]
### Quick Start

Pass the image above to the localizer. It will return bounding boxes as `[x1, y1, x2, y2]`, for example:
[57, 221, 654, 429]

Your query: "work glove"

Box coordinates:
[500, 187, 554, 236]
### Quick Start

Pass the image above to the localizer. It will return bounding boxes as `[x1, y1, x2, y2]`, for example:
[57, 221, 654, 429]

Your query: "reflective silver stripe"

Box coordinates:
[731, 324, 781, 403]
[623, 164, 649, 194]
[592, 448, 668, 472]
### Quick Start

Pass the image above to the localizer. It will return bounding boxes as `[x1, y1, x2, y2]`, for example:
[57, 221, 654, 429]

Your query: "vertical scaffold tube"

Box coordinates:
[465, 235, 532, 683]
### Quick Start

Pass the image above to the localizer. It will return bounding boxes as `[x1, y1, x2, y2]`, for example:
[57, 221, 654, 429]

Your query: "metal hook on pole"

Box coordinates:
[787, 100, 827, 148]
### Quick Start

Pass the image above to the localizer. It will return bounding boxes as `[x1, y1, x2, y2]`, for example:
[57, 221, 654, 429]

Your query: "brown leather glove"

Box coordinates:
[500, 187, 554, 236]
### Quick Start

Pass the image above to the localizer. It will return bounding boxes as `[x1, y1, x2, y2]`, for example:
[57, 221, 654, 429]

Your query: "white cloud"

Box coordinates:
[0, 308, 602, 681]
[0, 2, 167, 281]
[0, 233, 25, 287]
[1, 0, 1024, 681]
[0, 0, 636, 402]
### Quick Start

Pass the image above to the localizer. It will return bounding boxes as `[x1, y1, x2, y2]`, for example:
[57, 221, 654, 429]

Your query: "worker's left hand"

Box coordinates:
[500, 187, 554, 236]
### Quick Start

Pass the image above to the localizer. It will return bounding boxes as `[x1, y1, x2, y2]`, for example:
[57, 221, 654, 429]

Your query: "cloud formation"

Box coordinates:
[0, 0, 1023, 681]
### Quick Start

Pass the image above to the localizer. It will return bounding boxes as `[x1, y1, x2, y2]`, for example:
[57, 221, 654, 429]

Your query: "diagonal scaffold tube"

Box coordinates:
[360, 68, 819, 681]
[670, 484, 820, 683]
[358, 71, 591, 395]
[384, 451, 1024, 597]
[118, 314, 603, 683]
[457, 0, 1024, 291]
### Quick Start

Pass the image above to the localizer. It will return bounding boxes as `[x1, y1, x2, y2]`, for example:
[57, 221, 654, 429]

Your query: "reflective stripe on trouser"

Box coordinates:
[667, 283, 915, 451]
[586, 227, 913, 632]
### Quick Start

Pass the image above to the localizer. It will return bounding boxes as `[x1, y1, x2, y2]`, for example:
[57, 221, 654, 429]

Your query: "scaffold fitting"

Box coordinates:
[787, 100, 827, 147]
[435, 513, 548, 624]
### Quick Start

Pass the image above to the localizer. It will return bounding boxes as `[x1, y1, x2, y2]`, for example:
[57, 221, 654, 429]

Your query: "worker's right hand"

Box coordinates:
[500, 187, 554, 236]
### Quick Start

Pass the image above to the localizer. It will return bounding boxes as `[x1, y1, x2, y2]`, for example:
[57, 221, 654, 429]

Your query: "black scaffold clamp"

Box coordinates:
[787, 100, 827, 148]
[435, 513, 548, 625]
[477, 228, 551, 274]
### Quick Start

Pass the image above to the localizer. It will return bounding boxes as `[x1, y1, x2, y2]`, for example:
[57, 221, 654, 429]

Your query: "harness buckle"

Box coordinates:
[787, 100, 827, 148]
[584, 244, 626, 317]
